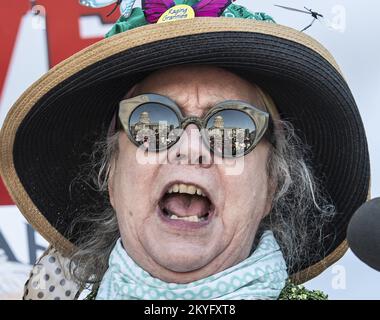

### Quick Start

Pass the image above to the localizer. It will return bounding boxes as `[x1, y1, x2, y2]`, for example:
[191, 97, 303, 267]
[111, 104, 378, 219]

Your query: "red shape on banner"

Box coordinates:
[0, 1, 119, 205]
[0, 179, 13, 205]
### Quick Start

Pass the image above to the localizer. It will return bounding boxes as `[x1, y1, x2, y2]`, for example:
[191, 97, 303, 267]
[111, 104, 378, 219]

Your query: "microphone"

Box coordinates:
[347, 198, 380, 271]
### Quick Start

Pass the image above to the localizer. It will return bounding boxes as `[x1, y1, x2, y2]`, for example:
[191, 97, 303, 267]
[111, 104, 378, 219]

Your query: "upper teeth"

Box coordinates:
[167, 183, 205, 197]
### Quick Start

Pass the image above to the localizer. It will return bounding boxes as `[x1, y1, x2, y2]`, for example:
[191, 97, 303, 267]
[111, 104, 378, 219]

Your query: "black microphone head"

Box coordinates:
[347, 198, 380, 271]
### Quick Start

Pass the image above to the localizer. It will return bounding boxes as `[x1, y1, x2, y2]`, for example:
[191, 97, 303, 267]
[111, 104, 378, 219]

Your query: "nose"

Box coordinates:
[168, 124, 213, 167]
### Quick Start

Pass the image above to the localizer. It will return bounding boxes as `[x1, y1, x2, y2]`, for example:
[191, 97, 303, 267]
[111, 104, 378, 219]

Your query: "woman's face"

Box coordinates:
[108, 65, 273, 283]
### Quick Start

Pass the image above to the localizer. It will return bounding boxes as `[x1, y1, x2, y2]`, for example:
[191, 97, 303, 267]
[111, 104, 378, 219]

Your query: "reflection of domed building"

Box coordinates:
[132, 112, 153, 132]
[213, 115, 224, 128]
[208, 114, 254, 155]
[130, 111, 175, 148]
[139, 112, 150, 124]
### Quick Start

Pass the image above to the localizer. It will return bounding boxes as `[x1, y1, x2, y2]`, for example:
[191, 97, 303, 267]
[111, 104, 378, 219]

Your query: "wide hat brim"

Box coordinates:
[0, 18, 370, 283]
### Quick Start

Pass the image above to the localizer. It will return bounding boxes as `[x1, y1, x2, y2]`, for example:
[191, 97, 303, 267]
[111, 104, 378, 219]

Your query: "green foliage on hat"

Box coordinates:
[176, 0, 199, 5]
[222, 3, 275, 22]
[105, 7, 149, 38]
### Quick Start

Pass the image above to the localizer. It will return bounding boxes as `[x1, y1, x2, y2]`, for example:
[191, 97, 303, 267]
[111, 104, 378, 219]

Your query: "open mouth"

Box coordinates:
[158, 183, 215, 225]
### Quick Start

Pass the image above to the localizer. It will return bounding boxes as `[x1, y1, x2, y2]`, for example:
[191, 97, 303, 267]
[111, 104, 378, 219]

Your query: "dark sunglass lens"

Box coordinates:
[206, 110, 256, 157]
[129, 103, 180, 151]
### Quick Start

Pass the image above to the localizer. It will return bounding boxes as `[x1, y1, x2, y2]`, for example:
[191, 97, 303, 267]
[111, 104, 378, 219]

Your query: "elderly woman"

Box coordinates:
[0, 1, 370, 300]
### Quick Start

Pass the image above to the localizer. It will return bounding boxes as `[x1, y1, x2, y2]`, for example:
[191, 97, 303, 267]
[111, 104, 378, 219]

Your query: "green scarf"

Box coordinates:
[96, 230, 288, 300]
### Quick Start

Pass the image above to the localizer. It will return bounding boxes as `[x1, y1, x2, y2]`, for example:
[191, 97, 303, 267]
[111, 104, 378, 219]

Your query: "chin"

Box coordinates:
[148, 240, 220, 274]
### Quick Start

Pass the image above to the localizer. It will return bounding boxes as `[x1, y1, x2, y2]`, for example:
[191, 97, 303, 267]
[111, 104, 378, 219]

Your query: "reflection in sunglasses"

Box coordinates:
[130, 110, 256, 157]
[207, 114, 255, 157]
[130, 111, 179, 150]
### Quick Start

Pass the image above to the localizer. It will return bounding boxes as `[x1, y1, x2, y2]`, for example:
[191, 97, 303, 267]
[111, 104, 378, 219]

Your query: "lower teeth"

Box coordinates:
[163, 209, 207, 222]
[171, 215, 206, 222]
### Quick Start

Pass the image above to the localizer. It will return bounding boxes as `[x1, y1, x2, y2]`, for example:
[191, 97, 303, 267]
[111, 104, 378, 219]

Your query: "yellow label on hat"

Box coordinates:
[157, 4, 195, 24]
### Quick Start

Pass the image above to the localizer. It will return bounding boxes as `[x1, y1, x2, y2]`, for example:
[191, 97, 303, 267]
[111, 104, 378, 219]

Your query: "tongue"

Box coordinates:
[162, 193, 210, 217]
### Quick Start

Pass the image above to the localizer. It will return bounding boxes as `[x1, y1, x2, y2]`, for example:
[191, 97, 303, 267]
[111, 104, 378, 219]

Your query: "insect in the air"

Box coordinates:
[79, 0, 137, 18]
[275, 4, 328, 32]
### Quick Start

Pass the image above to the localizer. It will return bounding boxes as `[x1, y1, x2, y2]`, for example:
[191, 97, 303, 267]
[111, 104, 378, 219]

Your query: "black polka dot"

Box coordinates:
[32, 281, 38, 288]
[44, 274, 50, 281]
[65, 290, 71, 297]
[55, 268, 62, 275]
[49, 286, 55, 292]
[54, 297, 60, 300]
[48, 256, 56, 263]
[60, 279, 66, 286]
[37, 292, 44, 299]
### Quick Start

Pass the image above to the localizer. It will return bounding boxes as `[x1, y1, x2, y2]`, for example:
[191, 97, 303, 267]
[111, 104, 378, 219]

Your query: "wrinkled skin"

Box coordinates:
[108, 65, 274, 283]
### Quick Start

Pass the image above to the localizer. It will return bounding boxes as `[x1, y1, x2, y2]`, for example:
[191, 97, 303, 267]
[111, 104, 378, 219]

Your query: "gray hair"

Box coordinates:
[260, 120, 335, 272]
[68, 119, 335, 289]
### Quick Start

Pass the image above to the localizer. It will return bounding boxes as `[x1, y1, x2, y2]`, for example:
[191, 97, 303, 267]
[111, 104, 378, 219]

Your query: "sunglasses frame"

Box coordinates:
[118, 93, 271, 157]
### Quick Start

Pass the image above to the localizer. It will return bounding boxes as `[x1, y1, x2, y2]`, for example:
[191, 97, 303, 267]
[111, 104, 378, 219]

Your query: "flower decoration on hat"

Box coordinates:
[80, 0, 275, 38]
[143, 0, 233, 23]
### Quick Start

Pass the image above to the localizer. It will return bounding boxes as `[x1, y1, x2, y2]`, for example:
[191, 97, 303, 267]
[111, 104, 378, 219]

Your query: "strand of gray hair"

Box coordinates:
[261, 120, 335, 273]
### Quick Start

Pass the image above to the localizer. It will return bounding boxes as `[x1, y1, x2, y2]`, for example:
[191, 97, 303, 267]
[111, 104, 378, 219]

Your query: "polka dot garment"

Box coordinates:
[23, 246, 80, 300]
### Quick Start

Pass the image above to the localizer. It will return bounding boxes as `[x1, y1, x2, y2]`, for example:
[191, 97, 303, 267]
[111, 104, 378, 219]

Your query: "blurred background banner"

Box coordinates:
[0, 0, 379, 299]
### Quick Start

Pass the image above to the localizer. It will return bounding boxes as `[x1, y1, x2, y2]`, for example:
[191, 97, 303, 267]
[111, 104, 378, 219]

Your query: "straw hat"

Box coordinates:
[0, 2, 370, 283]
